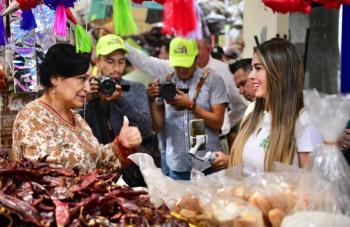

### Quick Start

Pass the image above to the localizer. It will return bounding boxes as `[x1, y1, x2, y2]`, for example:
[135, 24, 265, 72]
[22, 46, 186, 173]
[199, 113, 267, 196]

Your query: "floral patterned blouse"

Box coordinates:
[11, 99, 121, 173]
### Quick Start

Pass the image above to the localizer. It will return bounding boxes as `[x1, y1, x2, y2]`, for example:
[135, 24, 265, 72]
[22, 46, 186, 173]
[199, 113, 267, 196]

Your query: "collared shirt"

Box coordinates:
[163, 68, 228, 172]
[202, 56, 247, 128]
[11, 99, 120, 173]
[126, 43, 247, 133]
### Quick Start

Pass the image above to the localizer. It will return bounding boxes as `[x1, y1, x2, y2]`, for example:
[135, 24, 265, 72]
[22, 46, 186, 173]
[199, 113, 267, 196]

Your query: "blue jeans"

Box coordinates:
[168, 167, 216, 180]
[160, 151, 170, 176]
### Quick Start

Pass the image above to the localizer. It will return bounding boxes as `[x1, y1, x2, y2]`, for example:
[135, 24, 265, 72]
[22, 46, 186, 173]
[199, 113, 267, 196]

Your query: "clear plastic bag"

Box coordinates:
[281, 90, 350, 226]
[193, 162, 303, 226]
[129, 153, 264, 226]
[281, 211, 350, 227]
[301, 90, 350, 214]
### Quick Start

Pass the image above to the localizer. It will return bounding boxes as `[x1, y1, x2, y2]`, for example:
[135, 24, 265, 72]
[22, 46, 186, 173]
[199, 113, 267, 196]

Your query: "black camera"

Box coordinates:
[159, 81, 177, 100]
[99, 76, 130, 96]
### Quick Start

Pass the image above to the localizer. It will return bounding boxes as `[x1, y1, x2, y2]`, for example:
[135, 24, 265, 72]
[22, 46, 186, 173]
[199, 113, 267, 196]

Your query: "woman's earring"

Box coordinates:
[51, 81, 56, 94]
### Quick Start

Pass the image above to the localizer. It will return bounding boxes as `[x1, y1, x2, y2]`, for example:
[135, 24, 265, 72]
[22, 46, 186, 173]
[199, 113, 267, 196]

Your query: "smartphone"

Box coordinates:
[190, 119, 206, 150]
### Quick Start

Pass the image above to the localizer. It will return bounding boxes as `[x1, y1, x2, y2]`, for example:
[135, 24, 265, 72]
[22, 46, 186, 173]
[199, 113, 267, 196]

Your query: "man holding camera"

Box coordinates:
[84, 34, 155, 186]
[147, 37, 228, 180]
[126, 38, 247, 156]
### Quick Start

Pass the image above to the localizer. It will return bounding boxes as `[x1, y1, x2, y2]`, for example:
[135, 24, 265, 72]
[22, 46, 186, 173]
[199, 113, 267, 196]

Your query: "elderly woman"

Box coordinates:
[11, 43, 142, 172]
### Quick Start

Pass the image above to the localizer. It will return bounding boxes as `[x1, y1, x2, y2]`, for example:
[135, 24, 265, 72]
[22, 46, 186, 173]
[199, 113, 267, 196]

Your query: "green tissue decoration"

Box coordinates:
[112, 0, 138, 36]
[75, 24, 92, 53]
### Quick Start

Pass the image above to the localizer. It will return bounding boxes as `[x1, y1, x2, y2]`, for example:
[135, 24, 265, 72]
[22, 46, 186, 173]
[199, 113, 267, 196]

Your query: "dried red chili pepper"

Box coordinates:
[0, 152, 189, 226]
[53, 199, 70, 226]
[0, 192, 42, 226]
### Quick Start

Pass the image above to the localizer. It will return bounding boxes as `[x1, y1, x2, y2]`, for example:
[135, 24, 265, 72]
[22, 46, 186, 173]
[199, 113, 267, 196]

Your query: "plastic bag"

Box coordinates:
[281, 211, 350, 227]
[129, 153, 264, 226]
[302, 89, 350, 214]
[128, 153, 191, 208]
[192, 162, 303, 226]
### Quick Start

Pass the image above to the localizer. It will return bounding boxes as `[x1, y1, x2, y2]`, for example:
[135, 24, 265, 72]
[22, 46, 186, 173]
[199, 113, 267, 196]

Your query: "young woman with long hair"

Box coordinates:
[227, 38, 322, 171]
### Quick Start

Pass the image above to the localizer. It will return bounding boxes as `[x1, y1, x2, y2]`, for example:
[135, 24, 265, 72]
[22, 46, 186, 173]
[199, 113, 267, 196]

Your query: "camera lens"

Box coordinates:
[100, 77, 116, 96]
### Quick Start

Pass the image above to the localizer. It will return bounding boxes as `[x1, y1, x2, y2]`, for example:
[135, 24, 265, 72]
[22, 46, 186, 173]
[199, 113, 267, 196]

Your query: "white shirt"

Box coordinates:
[126, 43, 247, 134]
[242, 109, 322, 171]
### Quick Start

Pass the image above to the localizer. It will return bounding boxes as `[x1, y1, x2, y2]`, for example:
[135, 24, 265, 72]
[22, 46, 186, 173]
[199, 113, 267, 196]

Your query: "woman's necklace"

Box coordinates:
[40, 100, 76, 126]
[39, 95, 82, 135]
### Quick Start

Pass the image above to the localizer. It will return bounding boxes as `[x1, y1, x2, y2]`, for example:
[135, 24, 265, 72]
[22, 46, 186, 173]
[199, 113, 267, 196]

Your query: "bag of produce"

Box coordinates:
[281, 90, 350, 226]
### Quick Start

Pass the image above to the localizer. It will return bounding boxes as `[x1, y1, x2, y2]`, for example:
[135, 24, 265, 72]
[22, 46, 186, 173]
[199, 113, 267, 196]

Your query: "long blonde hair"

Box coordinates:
[230, 38, 304, 171]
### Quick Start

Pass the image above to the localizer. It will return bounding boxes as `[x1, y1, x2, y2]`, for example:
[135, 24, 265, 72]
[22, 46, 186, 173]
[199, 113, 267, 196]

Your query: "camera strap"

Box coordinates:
[192, 69, 209, 104]
[165, 72, 175, 82]
[166, 70, 209, 103]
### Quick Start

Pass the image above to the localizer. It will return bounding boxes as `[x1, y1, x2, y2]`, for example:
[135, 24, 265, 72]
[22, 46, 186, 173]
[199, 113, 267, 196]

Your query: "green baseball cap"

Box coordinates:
[96, 34, 128, 57]
[169, 37, 198, 68]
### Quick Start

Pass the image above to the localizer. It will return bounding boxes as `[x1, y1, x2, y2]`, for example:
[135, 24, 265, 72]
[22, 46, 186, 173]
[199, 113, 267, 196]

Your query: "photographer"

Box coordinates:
[147, 37, 228, 180]
[84, 34, 156, 186]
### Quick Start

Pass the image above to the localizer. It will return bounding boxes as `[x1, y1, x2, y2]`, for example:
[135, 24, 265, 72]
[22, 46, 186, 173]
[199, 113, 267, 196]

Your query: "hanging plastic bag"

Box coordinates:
[281, 90, 350, 226]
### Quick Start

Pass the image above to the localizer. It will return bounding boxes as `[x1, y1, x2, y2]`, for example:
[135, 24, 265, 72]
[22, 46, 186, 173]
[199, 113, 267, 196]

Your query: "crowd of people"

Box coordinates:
[9, 30, 350, 184]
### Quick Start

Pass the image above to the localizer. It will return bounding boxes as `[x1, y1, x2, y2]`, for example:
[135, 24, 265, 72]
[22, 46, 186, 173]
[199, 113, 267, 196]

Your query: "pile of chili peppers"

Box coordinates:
[0, 151, 188, 226]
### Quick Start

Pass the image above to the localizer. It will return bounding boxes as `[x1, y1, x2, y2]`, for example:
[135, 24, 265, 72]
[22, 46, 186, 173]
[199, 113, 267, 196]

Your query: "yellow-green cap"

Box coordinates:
[96, 34, 128, 57]
[169, 37, 198, 68]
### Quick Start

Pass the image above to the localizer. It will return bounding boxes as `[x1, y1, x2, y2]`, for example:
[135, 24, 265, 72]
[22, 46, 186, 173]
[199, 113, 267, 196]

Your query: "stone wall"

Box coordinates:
[0, 92, 18, 154]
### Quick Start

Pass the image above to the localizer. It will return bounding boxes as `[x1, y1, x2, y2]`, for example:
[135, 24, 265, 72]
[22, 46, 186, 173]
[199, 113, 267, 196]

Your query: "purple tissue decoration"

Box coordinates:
[20, 9, 37, 30]
[44, 0, 76, 10]
[0, 16, 8, 46]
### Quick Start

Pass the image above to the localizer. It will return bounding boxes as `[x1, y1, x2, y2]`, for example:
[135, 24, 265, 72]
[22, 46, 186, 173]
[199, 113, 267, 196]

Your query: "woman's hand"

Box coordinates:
[211, 151, 230, 170]
[337, 129, 350, 152]
[119, 116, 142, 149]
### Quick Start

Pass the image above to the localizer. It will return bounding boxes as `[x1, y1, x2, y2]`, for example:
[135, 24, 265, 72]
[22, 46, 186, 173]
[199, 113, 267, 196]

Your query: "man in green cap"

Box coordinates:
[147, 37, 228, 180]
[84, 34, 157, 186]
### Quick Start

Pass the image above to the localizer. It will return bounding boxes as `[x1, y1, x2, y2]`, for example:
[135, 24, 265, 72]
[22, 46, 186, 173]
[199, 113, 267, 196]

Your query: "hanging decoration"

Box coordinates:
[64, 7, 92, 53]
[65, 7, 76, 24]
[43, 0, 76, 37]
[74, 24, 92, 53]
[0, 0, 5, 46]
[1, 0, 90, 51]
[43, 0, 75, 10]
[163, 0, 197, 37]
[132, 0, 165, 5]
[0, 16, 7, 46]
[12, 4, 55, 93]
[0, 0, 6, 13]
[20, 9, 37, 30]
[2, 0, 76, 35]
[60, 6, 91, 53]
[262, 0, 311, 14]
[14, 0, 42, 30]
[53, 4, 66, 36]
[112, 0, 138, 36]
[17, 0, 42, 9]
[262, 0, 350, 14]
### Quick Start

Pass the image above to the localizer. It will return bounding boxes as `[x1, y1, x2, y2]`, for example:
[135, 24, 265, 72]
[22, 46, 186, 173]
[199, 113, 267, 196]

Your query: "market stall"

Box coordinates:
[0, 0, 349, 226]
